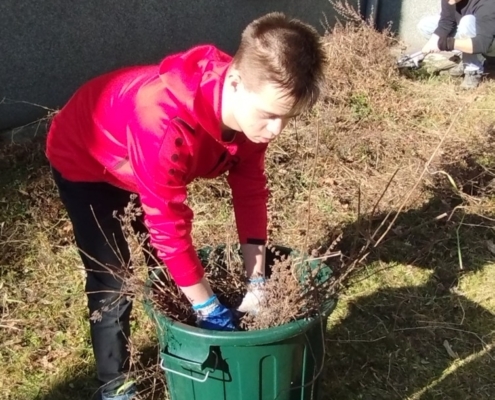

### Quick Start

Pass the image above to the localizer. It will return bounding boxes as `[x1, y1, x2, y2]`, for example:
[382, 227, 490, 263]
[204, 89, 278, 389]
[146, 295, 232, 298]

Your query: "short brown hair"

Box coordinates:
[233, 12, 327, 114]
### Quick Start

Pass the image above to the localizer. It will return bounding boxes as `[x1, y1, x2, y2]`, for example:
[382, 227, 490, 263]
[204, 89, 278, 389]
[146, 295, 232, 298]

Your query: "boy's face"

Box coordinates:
[231, 79, 296, 144]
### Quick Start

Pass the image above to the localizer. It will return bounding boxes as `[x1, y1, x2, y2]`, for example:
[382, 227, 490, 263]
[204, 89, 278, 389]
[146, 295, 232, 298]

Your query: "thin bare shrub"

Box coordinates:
[115, 198, 336, 331]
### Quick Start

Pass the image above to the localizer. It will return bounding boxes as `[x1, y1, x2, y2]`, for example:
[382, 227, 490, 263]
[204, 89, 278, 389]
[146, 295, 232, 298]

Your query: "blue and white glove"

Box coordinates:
[193, 295, 237, 331]
[237, 277, 266, 315]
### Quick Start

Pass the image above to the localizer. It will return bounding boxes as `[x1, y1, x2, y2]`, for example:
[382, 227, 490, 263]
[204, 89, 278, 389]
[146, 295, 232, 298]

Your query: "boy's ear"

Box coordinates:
[226, 67, 242, 92]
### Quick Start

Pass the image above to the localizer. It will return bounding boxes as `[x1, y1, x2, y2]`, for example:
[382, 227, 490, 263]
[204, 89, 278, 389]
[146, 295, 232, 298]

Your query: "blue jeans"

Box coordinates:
[417, 14, 495, 72]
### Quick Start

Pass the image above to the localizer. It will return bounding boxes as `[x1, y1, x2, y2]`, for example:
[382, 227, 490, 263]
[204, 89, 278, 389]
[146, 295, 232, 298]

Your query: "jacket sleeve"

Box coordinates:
[127, 116, 204, 287]
[226, 144, 269, 244]
[434, 0, 457, 38]
[472, 5, 495, 54]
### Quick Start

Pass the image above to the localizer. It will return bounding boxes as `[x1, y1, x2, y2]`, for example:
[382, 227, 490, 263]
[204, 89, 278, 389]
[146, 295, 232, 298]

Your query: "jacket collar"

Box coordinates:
[194, 61, 231, 143]
[158, 45, 245, 149]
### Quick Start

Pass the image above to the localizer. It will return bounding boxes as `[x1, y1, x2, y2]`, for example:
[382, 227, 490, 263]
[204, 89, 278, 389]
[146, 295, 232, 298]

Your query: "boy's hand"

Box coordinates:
[237, 277, 266, 315]
[422, 34, 441, 54]
[193, 295, 237, 331]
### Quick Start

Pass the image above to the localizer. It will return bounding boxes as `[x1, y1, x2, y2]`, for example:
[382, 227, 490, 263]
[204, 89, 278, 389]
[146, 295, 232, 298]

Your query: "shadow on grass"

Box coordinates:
[35, 370, 100, 400]
[36, 345, 164, 400]
[321, 188, 495, 398]
[3, 131, 495, 399]
[0, 136, 164, 399]
[484, 56, 495, 80]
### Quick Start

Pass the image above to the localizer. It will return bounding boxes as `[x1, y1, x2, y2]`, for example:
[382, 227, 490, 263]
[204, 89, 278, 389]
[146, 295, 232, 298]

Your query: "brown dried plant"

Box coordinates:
[240, 245, 336, 331]
[109, 196, 337, 331]
[110, 0, 445, 332]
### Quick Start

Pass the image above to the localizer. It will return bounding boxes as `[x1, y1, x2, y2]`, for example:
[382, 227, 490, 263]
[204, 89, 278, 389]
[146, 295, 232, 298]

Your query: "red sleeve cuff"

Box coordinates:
[161, 246, 205, 286]
[237, 227, 267, 244]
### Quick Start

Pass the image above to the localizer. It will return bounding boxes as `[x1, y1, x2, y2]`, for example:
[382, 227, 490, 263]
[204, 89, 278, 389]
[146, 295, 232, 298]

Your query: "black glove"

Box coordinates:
[437, 36, 455, 51]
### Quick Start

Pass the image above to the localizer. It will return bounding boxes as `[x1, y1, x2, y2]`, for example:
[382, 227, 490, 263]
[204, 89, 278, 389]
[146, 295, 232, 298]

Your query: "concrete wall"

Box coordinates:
[0, 0, 438, 131]
[378, 0, 441, 51]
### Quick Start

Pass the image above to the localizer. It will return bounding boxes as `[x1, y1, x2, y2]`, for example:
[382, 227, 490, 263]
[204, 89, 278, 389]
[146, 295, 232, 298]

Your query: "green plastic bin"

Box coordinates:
[146, 246, 336, 400]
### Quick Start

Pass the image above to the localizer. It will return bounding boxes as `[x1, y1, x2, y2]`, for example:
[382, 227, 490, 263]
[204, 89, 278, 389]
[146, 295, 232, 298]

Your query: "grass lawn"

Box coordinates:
[2, 16, 495, 400]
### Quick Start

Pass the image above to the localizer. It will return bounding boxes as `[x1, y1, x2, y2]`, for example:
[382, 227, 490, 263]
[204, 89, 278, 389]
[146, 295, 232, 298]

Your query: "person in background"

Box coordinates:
[418, 0, 495, 89]
[46, 12, 327, 400]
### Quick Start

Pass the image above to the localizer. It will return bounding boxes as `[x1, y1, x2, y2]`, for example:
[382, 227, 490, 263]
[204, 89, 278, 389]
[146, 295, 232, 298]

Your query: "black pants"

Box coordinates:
[52, 168, 157, 388]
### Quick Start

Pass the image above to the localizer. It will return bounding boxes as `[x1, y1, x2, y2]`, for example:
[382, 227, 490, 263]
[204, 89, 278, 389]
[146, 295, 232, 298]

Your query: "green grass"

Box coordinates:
[324, 219, 495, 399]
[2, 68, 495, 400]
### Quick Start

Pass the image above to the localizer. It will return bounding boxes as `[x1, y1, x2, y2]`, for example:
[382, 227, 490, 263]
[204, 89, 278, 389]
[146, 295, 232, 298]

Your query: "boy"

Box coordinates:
[46, 12, 327, 400]
[418, 0, 495, 89]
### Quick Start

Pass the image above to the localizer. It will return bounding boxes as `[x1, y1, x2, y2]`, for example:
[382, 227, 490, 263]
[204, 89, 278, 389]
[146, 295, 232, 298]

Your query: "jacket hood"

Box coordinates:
[158, 45, 232, 143]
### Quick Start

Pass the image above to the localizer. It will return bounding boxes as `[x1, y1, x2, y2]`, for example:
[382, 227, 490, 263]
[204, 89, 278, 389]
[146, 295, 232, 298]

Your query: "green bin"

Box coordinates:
[146, 246, 336, 400]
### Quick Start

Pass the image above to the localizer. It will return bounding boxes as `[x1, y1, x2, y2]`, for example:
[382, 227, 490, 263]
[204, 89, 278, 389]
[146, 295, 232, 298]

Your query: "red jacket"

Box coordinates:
[47, 45, 268, 286]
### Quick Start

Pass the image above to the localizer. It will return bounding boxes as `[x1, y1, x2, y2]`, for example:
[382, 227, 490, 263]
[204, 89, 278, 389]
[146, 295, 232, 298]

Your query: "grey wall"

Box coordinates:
[379, 0, 441, 51]
[0, 0, 346, 130]
[0, 0, 438, 131]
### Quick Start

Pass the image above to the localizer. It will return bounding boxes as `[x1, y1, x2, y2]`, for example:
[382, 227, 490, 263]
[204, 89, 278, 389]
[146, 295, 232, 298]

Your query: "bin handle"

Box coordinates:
[159, 349, 218, 383]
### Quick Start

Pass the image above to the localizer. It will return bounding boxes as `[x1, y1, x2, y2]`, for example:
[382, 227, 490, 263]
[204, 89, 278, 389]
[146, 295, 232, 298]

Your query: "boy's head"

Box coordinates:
[222, 12, 327, 144]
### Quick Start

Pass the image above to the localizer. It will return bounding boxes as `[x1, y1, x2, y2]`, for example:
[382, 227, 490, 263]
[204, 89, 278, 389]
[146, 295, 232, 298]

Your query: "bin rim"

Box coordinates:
[146, 298, 337, 346]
